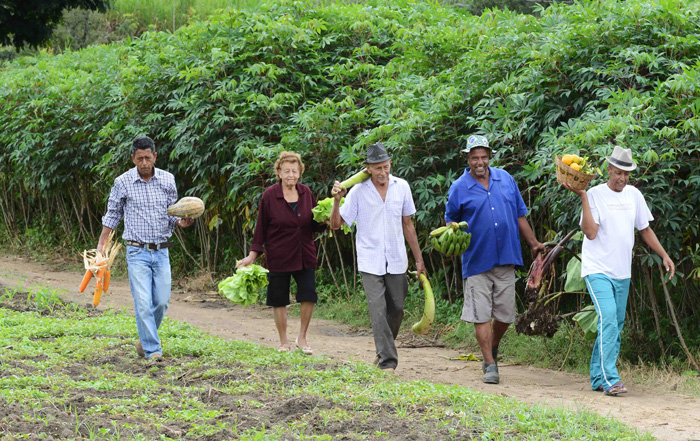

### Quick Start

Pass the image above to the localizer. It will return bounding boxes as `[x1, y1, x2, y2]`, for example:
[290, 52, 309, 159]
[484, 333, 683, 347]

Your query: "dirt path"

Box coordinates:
[1, 254, 699, 441]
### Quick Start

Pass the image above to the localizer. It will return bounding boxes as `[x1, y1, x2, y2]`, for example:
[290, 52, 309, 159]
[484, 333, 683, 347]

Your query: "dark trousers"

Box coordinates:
[361, 272, 408, 369]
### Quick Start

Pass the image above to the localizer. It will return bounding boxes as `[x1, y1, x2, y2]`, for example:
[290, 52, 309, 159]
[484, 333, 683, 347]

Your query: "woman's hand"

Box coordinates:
[237, 253, 257, 268]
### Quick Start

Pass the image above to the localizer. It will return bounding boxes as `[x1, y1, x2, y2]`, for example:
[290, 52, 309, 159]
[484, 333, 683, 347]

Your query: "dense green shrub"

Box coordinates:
[1, 0, 698, 364]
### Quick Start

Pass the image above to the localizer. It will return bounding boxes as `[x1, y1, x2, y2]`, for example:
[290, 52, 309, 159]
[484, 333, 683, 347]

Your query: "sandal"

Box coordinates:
[594, 385, 604, 392]
[295, 337, 313, 355]
[277, 343, 291, 352]
[604, 382, 628, 396]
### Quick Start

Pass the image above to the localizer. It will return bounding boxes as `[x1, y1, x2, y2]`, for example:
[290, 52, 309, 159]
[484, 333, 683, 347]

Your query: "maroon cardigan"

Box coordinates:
[250, 182, 325, 272]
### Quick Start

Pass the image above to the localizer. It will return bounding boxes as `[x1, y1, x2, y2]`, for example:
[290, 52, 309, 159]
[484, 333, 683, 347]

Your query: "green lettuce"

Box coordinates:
[312, 197, 351, 234]
[218, 264, 269, 306]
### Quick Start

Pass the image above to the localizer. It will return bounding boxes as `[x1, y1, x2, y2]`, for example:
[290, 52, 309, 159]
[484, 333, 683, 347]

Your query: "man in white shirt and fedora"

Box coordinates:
[330, 142, 426, 372]
[563, 145, 674, 396]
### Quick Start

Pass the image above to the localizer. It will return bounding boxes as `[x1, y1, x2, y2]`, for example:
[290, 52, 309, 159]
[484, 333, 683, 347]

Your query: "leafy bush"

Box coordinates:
[1, 0, 699, 364]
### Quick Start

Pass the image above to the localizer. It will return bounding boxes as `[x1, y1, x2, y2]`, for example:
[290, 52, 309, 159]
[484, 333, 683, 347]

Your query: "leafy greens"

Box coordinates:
[218, 264, 269, 306]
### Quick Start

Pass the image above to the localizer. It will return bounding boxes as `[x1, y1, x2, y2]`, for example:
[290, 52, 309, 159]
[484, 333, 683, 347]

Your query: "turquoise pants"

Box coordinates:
[584, 273, 630, 391]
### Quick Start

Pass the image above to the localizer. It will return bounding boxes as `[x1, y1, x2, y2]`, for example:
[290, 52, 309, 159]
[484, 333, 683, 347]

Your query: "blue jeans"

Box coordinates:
[585, 273, 630, 391]
[126, 245, 171, 359]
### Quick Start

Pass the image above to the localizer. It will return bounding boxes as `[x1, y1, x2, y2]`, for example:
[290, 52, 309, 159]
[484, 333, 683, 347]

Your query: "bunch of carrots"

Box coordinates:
[79, 230, 122, 307]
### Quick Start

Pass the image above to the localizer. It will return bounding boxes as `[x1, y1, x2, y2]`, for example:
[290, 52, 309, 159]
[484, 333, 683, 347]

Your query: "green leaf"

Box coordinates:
[208, 214, 223, 232]
[573, 305, 598, 341]
[564, 256, 586, 292]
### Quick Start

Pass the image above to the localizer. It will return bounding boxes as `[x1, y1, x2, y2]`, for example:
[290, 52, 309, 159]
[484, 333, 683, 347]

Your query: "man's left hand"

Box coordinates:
[530, 241, 546, 260]
[177, 217, 195, 228]
[663, 255, 675, 279]
[416, 260, 427, 279]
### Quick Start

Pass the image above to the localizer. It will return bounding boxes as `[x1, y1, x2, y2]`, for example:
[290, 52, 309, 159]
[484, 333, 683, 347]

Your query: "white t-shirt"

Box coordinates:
[580, 184, 653, 279]
[339, 175, 416, 276]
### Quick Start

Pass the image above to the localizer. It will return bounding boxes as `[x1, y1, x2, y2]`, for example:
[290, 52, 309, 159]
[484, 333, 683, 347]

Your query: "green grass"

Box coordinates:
[109, 0, 370, 33]
[111, 0, 257, 32]
[313, 269, 593, 369]
[313, 268, 700, 392]
[108, 0, 392, 31]
[0, 284, 655, 440]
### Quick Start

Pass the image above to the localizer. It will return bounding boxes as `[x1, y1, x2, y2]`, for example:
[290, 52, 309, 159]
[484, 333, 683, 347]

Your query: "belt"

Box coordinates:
[125, 240, 173, 250]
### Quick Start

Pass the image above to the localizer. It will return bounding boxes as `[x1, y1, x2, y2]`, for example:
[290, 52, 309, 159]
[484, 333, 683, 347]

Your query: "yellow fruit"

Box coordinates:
[571, 154, 581, 164]
[570, 163, 581, 171]
[562, 154, 573, 165]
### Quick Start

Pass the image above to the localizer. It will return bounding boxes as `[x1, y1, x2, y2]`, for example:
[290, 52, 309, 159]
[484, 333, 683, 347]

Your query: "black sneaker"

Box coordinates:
[483, 363, 499, 384]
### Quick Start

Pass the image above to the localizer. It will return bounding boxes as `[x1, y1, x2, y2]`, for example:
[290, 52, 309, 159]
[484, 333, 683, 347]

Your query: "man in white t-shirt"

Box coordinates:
[564, 145, 674, 396]
[330, 142, 426, 372]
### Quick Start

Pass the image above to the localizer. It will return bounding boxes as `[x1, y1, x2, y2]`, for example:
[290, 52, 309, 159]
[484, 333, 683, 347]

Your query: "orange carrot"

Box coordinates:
[92, 284, 103, 307]
[93, 267, 105, 307]
[103, 269, 111, 292]
[79, 269, 93, 293]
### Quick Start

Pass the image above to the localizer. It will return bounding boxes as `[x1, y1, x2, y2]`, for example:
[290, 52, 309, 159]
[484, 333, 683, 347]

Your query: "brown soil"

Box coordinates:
[1, 254, 699, 441]
[0, 298, 467, 441]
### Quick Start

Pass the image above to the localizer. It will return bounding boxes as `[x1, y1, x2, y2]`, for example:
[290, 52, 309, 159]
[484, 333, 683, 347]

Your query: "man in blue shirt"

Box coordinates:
[445, 135, 544, 384]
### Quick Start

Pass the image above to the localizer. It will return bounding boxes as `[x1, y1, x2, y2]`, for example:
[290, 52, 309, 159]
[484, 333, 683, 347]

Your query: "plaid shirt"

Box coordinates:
[102, 167, 178, 244]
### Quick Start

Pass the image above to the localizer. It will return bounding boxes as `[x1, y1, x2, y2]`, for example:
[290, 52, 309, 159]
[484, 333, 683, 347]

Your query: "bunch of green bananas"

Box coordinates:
[430, 221, 471, 256]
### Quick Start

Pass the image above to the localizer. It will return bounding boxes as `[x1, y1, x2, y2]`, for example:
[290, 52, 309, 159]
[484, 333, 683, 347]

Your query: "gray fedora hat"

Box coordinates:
[606, 145, 637, 171]
[365, 142, 392, 164]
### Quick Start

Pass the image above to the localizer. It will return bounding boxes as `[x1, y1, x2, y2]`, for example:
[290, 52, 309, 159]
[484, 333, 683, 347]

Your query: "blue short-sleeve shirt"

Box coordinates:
[445, 167, 528, 279]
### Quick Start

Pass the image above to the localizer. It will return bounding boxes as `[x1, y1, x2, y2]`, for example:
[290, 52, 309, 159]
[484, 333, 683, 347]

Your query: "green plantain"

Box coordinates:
[430, 226, 449, 237]
[439, 228, 452, 245]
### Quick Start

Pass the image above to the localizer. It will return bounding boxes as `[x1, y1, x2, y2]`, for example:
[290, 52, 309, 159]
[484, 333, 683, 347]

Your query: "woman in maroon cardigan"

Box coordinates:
[238, 151, 325, 354]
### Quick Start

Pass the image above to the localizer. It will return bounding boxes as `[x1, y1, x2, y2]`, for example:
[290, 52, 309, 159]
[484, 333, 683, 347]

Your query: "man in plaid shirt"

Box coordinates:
[98, 136, 194, 361]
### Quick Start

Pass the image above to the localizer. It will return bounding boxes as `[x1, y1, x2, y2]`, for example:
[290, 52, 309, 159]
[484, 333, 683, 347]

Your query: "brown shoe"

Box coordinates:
[149, 353, 164, 362]
[135, 341, 145, 358]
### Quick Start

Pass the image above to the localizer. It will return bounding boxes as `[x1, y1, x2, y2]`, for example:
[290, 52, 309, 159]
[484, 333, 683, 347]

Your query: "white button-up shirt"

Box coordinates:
[339, 175, 416, 276]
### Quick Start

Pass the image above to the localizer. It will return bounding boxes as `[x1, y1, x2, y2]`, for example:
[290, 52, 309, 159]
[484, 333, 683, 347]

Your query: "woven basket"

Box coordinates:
[555, 155, 595, 191]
